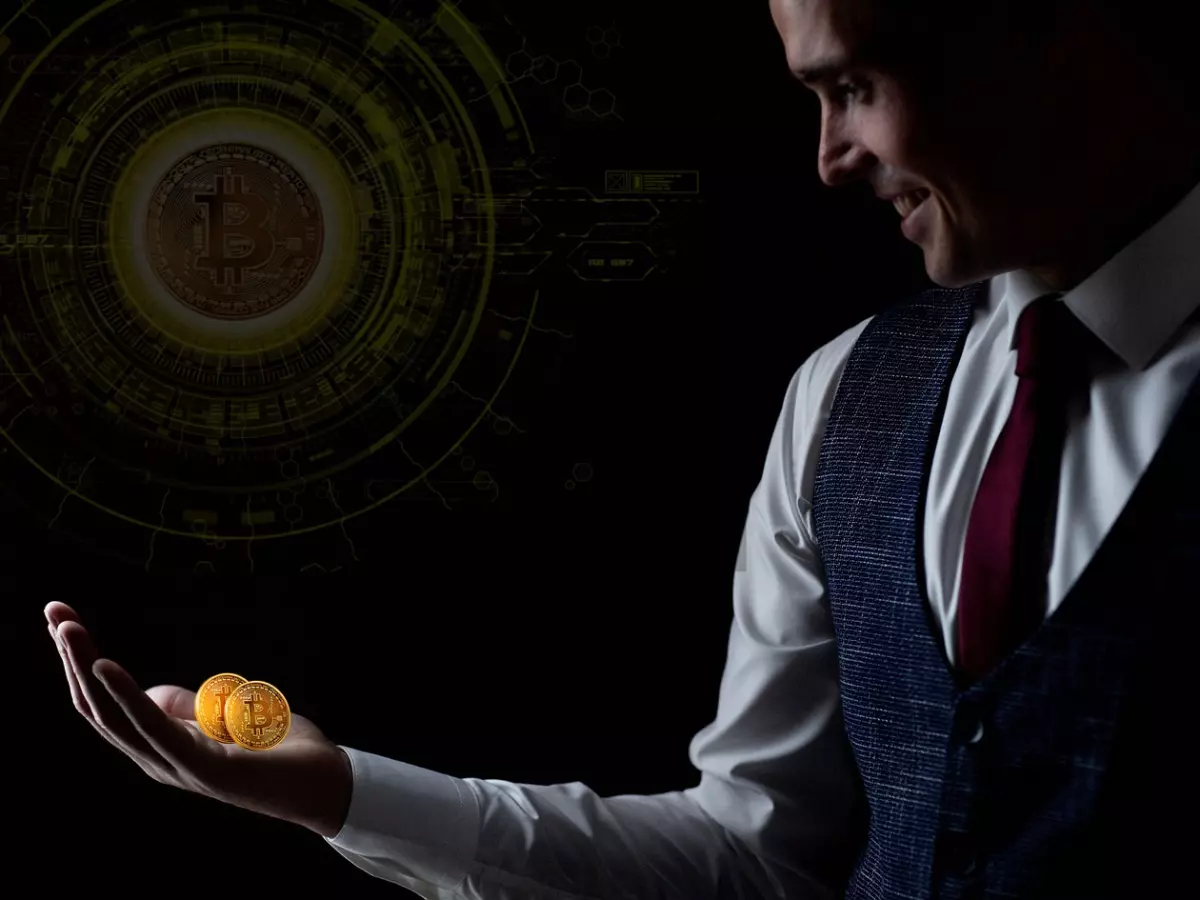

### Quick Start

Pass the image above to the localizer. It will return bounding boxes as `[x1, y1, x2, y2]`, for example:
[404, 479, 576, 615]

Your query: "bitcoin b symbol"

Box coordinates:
[194, 169, 275, 288]
[238, 690, 272, 735]
[221, 680, 291, 750]
[209, 682, 232, 717]
[194, 673, 247, 745]
[147, 144, 323, 320]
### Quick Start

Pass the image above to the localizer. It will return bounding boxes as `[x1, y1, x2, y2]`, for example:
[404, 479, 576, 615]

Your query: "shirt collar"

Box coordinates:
[995, 176, 1200, 372]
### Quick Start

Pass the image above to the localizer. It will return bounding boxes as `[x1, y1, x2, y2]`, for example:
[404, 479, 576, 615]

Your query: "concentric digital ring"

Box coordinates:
[0, 0, 538, 542]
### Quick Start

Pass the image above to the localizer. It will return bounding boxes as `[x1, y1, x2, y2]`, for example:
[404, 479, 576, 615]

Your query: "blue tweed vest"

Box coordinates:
[809, 280, 1200, 899]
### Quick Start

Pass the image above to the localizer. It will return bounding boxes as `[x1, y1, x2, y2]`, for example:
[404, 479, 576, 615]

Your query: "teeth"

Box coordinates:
[894, 190, 928, 217]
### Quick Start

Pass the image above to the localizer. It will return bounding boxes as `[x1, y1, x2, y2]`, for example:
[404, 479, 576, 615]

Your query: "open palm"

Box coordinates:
[146, 681, 330, 761]
[47, 601, 352, 836]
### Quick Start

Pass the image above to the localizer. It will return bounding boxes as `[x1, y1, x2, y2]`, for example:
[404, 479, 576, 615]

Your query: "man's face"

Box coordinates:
[770, 0, 1074, 288]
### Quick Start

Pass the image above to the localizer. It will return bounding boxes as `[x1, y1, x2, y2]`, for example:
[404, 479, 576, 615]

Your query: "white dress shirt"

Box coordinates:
[324, 179, 1200, 899]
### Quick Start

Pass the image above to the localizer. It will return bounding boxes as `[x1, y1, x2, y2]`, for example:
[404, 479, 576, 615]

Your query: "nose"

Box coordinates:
[817, 114, 869, 188]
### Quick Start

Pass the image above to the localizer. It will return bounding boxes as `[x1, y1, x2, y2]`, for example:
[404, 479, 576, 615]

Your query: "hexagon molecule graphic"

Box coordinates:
[504, 44, 535, 79]
[588, 88, 616, 117]
[586, 24, 622, 60]
[531, 54, 559, 84]
[563, 82, 591, 113]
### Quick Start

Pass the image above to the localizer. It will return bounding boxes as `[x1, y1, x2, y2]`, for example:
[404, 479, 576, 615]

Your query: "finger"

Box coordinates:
[51, 623, 96, 722]
[45, 601, 81, 629]
[50, 623, 138, 756]
[94, 660, 197, 766]
[57, 621, 163, 763]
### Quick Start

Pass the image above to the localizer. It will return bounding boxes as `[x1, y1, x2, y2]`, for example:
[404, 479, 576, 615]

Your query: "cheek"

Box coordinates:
[892, 102, 994, 208]
[873, 109, 932, 175]
[868, 89, 937, 168]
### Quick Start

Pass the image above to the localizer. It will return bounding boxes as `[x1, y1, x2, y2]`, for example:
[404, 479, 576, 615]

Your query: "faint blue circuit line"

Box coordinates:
[324, 477, 360, 562]
[449, 380, 527, 433]
[487, 308, 574, 339]
[145, 487, 170, 573]
[47, 455, 94, 529]
[396, 441, 453, 510]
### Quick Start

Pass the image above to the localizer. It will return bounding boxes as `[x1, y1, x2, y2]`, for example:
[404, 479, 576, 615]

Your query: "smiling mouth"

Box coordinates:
[894, 189, 931, 218]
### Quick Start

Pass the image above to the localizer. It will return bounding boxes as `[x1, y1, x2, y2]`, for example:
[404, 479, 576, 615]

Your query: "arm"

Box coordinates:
[325, 348, 869, 899]
[47, 328, 869, 900]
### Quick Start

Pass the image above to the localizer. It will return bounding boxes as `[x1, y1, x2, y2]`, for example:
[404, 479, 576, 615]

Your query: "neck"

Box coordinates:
[1027, 53, 1200, 292]
[1029, 128, 1200, 293]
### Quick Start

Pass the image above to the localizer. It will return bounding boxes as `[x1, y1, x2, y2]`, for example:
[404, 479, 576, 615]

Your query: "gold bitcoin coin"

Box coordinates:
[223, 680, 291, 751]
[194, 673, 248, 744]
[146, 143, 323, 320]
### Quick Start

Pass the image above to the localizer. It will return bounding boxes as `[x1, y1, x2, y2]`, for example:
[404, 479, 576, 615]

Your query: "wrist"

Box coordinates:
[305, 745, 353, 838]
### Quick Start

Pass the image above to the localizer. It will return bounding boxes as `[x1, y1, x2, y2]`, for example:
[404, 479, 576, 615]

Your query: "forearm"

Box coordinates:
[456, 779, 818, 900]
[324, 748, 838, 900]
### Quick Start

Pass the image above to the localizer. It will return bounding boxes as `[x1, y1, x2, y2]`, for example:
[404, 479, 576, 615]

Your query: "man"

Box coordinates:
[48, 1, 1200, 897]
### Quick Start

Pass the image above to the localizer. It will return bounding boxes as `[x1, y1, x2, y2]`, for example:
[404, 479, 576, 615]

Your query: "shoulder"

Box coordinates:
[781, 282, 985, 515]
[788, 315, 876, 418]
[789, 281, 985, 414]
[768, 314, 877, 531]
[783, 312, 878, 455]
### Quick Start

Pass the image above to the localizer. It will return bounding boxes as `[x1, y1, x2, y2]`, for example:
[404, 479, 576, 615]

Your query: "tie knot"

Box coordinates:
[1013, 293, 1088, 382]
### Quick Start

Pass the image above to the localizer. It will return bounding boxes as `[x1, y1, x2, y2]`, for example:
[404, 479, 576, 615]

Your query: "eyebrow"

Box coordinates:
[792, 53, 862, 86]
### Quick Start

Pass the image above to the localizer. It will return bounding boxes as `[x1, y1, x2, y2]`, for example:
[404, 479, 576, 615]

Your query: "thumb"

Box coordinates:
[145, 685, 198, 720]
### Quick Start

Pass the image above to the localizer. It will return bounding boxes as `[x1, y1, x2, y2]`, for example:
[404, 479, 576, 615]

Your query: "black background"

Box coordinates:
[6, 0, 932, 894]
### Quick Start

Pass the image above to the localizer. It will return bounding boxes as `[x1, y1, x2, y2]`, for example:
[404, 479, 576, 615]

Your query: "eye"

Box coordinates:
[832, 81, 866, 104]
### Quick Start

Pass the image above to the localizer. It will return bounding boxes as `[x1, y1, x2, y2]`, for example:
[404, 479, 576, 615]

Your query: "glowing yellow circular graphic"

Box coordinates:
[109, 109, 360, 356]
[0, 0, 541, 560]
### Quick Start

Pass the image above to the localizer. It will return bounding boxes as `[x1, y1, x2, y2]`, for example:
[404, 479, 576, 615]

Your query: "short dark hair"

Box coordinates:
[841, 0, 1197, 104]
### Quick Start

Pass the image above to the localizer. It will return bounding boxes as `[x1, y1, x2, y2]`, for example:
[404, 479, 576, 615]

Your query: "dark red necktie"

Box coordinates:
[956, 293, 1092, 680]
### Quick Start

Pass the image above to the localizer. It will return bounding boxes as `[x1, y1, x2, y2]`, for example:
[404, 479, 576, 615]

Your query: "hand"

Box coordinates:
[46, 601, 353, 838]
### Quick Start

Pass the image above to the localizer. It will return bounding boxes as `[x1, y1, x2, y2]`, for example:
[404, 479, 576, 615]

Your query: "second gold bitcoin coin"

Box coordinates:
[194, 673, 248, 744]
[223, 680, 291, 751]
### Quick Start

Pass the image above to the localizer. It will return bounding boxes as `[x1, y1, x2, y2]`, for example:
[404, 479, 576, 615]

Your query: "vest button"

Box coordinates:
[966, 720, 985, 744]
[955, 707, 986, 744]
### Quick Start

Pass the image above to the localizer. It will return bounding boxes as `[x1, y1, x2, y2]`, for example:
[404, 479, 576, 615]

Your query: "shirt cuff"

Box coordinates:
[324, 745, 481, 889]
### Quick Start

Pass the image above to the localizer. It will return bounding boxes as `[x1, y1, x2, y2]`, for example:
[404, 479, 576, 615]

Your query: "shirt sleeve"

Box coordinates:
[324, 321, 872, 899]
